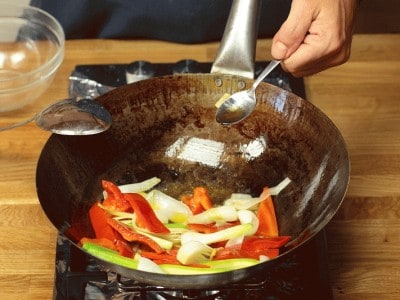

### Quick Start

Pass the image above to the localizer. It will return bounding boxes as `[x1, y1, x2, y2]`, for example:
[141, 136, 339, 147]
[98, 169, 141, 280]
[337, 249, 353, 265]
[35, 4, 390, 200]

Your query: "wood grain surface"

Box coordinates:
[0, 34, 399, 299]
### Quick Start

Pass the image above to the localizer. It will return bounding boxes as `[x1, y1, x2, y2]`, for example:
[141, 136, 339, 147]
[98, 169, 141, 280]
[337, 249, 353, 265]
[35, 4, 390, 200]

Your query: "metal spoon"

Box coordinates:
[0, 98, 112, 135]
[215, 60, 280, 125]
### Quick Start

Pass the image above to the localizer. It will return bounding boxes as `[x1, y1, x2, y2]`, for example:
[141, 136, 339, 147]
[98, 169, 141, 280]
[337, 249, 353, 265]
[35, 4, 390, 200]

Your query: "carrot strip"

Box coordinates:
[193, 187, 213, 211]
[181, 187, 214, 215]
[181, 195, 204, 214]
[187, 222, 239, 234]
[187, 223, 218, 233]
[140, 250, 178, 263]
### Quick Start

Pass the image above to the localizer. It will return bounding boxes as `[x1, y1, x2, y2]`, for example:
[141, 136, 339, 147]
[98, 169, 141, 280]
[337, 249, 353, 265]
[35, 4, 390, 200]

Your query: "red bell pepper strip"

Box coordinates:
[256, 188, 279, 237]
[115, 239, 135, 258]
[88, 203, 136, 257]
[106, 217, 165, 254]
[214, 248, 280, 260]
[140, 250, 210, 268]
[88, 202, 120, 242]
[140, 250, 179, 264]
[241, 236, 291, 250]
[213, 235, 290, 260]
[102, 180, 132, 212]
[123, 193, 170, 234]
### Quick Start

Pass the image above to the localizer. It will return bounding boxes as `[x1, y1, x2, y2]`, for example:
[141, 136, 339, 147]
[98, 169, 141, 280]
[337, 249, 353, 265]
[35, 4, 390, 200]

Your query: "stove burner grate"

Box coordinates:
[114, 272, 270, 299]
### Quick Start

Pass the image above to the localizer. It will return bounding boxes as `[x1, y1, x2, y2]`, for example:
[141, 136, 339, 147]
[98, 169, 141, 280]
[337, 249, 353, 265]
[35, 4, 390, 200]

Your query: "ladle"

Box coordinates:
[0, 98, 112, 135]
[215, 60, 280, 125]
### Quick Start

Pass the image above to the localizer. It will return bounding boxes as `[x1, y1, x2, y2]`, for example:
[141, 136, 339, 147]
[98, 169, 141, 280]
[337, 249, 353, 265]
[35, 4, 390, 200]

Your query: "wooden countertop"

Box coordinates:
[0, 34, 399, 299]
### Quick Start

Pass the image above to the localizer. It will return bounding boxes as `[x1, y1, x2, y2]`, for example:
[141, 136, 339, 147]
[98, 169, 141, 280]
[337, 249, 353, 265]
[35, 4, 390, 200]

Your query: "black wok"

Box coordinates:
[36, 72, 349, 288]
[35, 0, 350, 289]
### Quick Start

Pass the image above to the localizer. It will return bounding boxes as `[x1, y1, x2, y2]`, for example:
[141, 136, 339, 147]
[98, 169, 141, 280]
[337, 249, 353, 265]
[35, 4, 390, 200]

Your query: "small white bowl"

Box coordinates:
[0, 3, 65, 112]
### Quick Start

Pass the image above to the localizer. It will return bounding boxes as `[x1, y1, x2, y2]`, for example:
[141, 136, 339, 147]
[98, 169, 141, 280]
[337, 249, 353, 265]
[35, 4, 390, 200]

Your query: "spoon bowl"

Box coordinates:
[215, 90, 256, 125]
[216, 60, 280, 125]
[0, 98, 112, 135]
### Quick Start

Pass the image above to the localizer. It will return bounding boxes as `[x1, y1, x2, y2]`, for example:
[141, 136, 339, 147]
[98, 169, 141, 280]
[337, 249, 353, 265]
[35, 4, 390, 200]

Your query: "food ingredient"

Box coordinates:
[80, 176, 291, 275]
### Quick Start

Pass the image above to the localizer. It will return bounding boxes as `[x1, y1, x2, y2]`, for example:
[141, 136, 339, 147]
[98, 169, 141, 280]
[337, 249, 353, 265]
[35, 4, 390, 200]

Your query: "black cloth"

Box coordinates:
[31, 0, 291, 43]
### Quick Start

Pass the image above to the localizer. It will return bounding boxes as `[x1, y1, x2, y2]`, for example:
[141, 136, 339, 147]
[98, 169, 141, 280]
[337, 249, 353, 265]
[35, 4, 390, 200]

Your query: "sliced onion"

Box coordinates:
[136, 255, 165, 274]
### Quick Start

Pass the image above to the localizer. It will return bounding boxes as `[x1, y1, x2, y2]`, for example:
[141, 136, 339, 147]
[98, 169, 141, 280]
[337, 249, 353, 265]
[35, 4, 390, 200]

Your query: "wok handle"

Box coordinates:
[211, 0, 261, 79]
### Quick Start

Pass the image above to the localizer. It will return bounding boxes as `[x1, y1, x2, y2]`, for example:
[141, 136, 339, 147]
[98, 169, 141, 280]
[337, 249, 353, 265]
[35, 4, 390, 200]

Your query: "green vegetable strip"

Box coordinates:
[204, 258, 259, 269]
[82, 242, 260, 275]
[165, 223, 187, 229]
[160, 258, 259, 275]
[82, 242, 139, 270]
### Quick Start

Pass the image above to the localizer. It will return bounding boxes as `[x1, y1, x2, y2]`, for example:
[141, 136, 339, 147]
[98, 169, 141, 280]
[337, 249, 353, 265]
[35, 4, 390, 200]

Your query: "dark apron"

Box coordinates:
[31, 0, 290, 43]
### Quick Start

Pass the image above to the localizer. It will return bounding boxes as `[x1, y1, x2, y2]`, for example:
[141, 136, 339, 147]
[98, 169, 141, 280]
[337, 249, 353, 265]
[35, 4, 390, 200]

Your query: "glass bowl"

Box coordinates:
[0, 3, 64, 112]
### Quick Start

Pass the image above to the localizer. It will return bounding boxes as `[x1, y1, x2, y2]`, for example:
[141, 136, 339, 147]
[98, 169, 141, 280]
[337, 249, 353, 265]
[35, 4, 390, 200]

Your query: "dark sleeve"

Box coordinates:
[31, 0, 290, 43]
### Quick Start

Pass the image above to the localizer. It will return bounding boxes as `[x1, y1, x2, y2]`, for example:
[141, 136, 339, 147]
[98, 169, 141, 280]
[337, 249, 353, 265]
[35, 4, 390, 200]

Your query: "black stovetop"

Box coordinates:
[52, 61, 330, 300]
[69, 60, 306, 100]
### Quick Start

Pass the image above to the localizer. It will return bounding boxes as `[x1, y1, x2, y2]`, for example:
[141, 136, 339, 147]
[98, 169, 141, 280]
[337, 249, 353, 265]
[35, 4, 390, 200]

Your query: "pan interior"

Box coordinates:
[36, 74, 349, 287]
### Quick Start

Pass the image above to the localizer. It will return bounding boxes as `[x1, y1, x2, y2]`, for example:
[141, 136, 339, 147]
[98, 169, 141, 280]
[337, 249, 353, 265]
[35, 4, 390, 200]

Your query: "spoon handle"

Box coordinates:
[250, 60, 280, 92]
[0, 115, 36, 132]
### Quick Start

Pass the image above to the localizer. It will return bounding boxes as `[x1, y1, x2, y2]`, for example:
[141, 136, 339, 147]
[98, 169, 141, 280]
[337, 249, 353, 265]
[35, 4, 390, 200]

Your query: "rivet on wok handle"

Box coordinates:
[211, 0, 261, 79]
[214, 78, 223, 87]
[237, 81, 246, 90]
[213, 78, 247, 90]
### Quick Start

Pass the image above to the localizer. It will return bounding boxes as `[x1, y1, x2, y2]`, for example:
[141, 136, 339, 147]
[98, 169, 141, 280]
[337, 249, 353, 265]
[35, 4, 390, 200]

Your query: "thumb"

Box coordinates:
[271, 1, 314, 60]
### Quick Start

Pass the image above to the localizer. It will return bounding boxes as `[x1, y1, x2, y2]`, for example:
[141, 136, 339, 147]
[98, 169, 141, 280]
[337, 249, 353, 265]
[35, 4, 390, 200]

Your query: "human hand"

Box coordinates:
[271, 0, 358, 77]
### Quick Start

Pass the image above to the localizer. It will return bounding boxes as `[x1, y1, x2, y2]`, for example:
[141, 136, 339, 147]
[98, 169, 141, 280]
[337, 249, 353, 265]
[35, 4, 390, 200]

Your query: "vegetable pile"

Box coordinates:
[80, 177, 292, 275]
